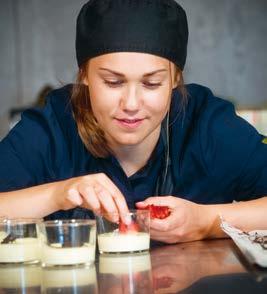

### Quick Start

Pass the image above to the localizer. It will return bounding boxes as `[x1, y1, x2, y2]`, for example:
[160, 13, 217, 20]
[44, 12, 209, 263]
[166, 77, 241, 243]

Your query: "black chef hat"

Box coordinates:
[76, 0, 188, 70]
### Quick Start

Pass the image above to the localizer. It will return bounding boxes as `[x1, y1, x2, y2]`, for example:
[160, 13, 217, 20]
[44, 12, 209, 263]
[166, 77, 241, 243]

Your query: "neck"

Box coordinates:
[110, 128, 161, 177]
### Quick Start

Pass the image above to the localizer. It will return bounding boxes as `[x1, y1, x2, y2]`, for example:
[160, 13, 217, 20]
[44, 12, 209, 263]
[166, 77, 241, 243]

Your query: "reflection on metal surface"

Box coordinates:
[0, 240, 264, 294]
[99, 252, 153, 293]
[150, 240, 245, 293]
[0, 264, 41, 292]
[42, 264, 98, 293]
[178, 273, 267, 294]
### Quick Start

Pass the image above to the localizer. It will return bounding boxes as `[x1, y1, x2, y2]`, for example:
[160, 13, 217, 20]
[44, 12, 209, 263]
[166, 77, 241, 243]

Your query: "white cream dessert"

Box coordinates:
[0, 237, 40, 263]
[41, 243, 95, 266]
[42, 265, 97, 288]
[0, 231, 7, 241]
[0, 265, 41, 288]
[98, 232, 150, 253]
[99, 253, 151, 274]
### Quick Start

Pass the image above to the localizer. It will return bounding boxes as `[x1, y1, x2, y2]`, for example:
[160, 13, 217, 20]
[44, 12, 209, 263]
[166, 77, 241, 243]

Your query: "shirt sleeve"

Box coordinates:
[199, 93, 267, 201]
[0, 97, 66, 192]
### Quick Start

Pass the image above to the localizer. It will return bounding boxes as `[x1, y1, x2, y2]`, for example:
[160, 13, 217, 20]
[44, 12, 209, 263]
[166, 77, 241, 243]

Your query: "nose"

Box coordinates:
[121, 85, 141, 112]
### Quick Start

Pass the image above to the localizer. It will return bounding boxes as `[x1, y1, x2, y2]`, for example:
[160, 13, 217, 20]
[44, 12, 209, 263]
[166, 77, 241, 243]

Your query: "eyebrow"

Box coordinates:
[98, 67, 167, 77]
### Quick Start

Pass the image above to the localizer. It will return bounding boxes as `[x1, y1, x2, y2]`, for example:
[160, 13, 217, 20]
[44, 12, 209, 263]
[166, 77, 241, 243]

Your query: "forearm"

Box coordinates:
[203, 196, 267, 238]
[0, 182, 61, 218]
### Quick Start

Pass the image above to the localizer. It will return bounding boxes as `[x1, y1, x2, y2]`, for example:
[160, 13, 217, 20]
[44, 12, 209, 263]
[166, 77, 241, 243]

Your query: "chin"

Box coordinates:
[117, 139, 142, 146]
[114, 135, 144, 146]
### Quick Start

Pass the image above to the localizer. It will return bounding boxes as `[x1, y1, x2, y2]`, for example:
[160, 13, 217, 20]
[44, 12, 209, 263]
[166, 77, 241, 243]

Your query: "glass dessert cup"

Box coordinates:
[0, 218, 42, 264]
[95, 209, 150, 254]
[40, 219, 96, 267]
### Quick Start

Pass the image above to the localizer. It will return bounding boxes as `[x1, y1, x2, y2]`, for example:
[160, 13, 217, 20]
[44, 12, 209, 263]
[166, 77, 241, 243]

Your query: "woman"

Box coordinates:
[0, 0, 266, 244]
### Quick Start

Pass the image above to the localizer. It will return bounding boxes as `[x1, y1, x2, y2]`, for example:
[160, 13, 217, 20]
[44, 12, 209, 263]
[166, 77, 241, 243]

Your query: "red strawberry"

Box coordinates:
[140, 204, 170, 219]
[119, 219, 140, 233]
[118, 221, 127, 233]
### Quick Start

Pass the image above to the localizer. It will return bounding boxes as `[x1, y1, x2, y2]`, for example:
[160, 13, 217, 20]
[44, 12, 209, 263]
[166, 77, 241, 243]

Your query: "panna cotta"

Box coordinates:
[0, 231, 7, 241]
[0, 236, 40, 263]
[98, 232, 150, 253]
[41, 243, 95, 266]
[99, 252, 151, 274]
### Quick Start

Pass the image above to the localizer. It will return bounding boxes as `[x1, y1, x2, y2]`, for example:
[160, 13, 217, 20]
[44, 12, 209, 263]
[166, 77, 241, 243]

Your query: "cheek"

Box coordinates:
[143, 88, 171, 115]
[88, 83, 118, 118]
[90, 96, 112, 122]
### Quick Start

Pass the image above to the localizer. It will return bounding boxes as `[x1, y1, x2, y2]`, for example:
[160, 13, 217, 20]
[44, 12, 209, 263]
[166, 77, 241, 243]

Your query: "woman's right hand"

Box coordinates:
[58, 173, 129, 223]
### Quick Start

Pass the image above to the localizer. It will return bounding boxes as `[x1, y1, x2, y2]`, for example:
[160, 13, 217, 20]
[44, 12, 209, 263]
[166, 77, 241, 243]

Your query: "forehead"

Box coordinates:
[88, 52, 171, 75]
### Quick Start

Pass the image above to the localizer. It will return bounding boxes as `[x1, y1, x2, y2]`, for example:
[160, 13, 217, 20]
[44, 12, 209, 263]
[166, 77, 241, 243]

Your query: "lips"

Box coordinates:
[115, 118, 144, 128]
[117, 118, 143, 123]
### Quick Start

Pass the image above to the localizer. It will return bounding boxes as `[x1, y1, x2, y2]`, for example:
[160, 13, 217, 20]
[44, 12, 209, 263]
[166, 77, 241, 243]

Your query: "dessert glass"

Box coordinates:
[40, 219, 96, 267]
[0, 218, 41, 264]
[95, 209, 150, 254]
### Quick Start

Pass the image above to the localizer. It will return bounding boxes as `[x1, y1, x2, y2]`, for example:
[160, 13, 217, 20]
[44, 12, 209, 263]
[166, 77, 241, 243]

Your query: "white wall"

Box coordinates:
[0, 0, 267, 138]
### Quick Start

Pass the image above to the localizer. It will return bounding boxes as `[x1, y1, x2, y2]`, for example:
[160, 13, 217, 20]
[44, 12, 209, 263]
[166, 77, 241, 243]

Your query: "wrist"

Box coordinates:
[199, 204, 224, 239]
[48, 179, 67, 211]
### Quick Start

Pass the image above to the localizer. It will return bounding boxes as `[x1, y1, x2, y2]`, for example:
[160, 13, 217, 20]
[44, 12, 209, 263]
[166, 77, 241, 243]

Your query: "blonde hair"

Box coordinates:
[71, 62, 187, 158]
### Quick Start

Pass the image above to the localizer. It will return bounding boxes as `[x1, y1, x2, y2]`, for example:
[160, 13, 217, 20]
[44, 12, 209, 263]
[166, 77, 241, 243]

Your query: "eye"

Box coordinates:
[104, 80, 124, 88]
[143, 82, 162, 89]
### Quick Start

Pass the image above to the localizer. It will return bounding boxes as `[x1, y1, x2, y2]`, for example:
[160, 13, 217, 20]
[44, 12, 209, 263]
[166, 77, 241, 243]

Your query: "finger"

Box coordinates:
[96, 174, 126, 201]
[112, 193, 130, 224]
[136, 197, 159, 207]
[135, 201, 148, 208]
[150, 211, 183, 231]
[95, 175, 129, 222]
[95, 186, 120, 222]
[78, 184, 101, 213]
[136, 196, 176, 208]
[150, 218, 171, 232]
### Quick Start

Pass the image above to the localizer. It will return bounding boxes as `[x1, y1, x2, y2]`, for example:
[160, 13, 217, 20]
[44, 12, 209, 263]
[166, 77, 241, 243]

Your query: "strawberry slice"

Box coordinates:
[118, 219, 140, 233]
[118, 221, 127, 233]
[140, 204, 170, 219]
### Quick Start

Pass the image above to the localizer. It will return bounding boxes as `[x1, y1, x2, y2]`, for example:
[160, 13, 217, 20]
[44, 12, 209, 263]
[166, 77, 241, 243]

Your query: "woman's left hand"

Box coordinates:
[136, 196, 213, 243]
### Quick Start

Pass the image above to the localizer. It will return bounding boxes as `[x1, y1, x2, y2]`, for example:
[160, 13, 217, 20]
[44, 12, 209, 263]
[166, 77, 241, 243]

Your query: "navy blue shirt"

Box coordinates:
[1, 84, 267, 219]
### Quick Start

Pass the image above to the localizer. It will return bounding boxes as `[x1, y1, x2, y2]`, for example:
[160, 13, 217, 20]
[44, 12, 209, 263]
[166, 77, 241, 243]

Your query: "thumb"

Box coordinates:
[135, 196, 158, 208]
[136, 196, 172, 206]
[135, 201, 148, 208]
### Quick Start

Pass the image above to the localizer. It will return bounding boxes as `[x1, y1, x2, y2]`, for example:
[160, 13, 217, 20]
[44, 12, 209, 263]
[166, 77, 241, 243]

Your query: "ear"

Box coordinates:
[81, 69, 89, 86]
[79, 62, 90, 85]
[170, 63, 180, 89]
[172, 72, 180, 89]
[82, 76, 89, 86]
